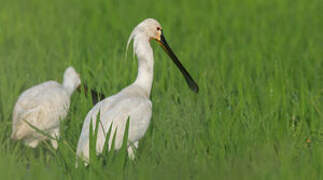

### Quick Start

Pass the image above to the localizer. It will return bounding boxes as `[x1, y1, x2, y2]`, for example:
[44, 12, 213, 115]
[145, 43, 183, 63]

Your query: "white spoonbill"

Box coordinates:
[11, 66, 81, 149]
[76, 18, 198, 163]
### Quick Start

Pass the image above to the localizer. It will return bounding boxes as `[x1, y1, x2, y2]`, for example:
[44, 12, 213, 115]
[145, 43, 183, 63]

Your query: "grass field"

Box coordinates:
[0, 0, 322, 179]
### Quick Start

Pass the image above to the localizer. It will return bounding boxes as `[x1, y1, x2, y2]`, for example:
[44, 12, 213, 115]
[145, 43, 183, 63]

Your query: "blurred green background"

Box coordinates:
[0, 0, 322, 179]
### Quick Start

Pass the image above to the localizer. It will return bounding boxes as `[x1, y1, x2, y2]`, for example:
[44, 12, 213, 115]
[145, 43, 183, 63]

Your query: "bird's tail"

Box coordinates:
[11, 129, 23, 140]
[11, 123, 31, 140]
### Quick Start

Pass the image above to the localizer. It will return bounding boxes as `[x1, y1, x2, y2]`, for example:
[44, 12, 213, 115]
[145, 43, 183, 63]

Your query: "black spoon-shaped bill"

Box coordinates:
[157, 32, 199, 93]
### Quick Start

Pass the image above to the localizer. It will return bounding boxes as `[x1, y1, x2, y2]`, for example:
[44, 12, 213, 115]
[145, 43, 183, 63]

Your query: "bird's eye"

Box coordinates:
[157, 27, 161, 31]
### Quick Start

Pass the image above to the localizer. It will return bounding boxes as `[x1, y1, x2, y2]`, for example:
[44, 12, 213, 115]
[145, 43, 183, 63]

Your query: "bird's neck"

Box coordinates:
[63, 82, 75, 96]
[133, 35, 154, 98]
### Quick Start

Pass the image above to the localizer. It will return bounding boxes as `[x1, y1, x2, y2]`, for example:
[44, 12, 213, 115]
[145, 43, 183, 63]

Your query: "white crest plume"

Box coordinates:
[125, 25, 138, 59]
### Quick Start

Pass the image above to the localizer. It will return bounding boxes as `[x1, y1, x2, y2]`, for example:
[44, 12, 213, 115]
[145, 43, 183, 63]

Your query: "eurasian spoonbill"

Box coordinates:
[76, 18, 198, 163]
[11, 66, 81, 149]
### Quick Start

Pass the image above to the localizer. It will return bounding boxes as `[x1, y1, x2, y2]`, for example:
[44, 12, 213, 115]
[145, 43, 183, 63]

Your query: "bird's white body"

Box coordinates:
[76, 19, 160, 162]
[11, 67, 81, 149]
[76, 18, 198, 163]
[76, 85, 152, 162]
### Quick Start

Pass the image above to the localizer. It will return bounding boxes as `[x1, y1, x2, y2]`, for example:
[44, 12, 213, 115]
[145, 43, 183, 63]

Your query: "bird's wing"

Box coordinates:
[98, 98, 152, 151]
[13, 81, 62, 113]
[76, 96, 152, 162]
[11, 106, 42, 139]
[12, 81, 69, 136]
[13, 81, 58, 124]
[76, 95, 119, 161]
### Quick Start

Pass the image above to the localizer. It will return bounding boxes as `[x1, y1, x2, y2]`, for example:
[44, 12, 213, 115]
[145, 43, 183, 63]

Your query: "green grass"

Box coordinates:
[0, 0, 322, 179]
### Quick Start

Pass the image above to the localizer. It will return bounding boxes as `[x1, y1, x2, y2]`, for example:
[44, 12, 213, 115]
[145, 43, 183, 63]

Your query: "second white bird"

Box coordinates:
[11, 66, 81, 149]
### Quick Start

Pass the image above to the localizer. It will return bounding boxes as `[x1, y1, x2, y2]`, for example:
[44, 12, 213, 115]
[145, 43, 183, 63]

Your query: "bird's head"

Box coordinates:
[63, 66, 81, 94]
[126, 18, 199, 93]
